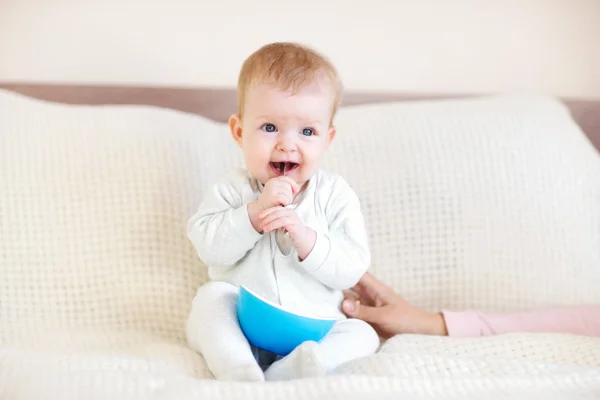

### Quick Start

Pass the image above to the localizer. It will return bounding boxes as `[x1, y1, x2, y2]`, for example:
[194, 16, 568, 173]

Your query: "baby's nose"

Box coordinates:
[276, 132, 297, 152]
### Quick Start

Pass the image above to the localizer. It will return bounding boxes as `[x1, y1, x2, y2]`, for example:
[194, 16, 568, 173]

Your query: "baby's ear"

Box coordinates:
[326, 125, 337, 148]
[229, 114, 243, 147]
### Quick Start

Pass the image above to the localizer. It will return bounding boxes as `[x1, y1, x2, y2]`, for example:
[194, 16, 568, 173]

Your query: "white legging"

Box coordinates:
[186, 281, 380, 380]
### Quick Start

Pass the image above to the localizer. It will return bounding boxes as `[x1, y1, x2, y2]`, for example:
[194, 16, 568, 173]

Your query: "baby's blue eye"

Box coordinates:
[301, 128, 314, 136]
[263, 123, 277, 133]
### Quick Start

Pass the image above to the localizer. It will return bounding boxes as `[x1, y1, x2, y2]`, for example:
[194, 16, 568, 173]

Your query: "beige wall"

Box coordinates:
[1, 0, 599, 98]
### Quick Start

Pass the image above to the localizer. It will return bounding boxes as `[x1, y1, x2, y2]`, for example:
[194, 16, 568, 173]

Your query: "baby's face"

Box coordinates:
[230, 82, 336, 187]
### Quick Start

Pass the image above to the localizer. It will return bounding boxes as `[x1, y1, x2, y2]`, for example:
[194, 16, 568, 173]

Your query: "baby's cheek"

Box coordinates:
[245, 141, 268, 161]
[303, 151, 323, 168]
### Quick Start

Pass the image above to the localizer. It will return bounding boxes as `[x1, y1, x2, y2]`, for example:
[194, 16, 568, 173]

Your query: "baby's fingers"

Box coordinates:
[260, 209, 289, 228]
[276, 176, 301, 194]
[259, 206, 282, 219]
[262, 216, 293, 233]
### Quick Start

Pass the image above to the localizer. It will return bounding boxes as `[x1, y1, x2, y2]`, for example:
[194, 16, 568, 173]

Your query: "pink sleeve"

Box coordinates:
[442, 305, 600, 338]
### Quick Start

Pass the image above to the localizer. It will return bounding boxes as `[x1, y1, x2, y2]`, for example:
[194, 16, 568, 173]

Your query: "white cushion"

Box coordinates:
[324, 95, 600, 312]
[0, 90, 598, 387]
[0, 90, 243, 378]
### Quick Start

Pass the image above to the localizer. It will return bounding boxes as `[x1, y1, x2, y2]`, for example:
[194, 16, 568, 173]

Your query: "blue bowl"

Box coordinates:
[236, 285, 336, 356]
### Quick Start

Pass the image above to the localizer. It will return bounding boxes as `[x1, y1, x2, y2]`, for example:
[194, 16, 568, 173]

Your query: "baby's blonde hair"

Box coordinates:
[236, 42, 343, 123]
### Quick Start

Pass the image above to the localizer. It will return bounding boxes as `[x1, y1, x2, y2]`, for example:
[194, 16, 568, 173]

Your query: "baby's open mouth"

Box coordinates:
[270, 162, 299, 176]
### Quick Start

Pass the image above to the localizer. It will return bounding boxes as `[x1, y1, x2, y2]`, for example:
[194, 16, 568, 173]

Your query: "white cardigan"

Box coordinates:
[187, 168, 370, 319]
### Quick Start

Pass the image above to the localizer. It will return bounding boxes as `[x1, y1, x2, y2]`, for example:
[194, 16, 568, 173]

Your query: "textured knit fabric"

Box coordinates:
[187, 168, 371, 319]
[324, 96, 600, 313]
[443, 305, 600, 337]
[1, 89, 600, 399]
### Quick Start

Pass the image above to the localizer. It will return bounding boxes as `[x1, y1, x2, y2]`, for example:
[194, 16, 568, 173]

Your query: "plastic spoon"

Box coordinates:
[275, 163, 294, 255]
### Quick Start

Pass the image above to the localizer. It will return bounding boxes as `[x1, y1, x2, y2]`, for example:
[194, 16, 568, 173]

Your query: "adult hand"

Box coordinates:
[342, 272, 448, 338]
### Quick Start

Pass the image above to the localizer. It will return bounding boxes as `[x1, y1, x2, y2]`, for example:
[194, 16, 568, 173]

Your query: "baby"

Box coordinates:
[185, 42, 379, 381]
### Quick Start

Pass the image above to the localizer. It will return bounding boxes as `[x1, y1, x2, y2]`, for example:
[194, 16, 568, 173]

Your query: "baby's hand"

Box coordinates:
[247, 177, 300, 234]
[259, 207, 316, 260]
[258, 176, 300, 210]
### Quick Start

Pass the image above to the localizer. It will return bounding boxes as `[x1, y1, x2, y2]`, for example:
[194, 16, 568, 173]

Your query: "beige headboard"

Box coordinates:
[1, 83, 599, 152]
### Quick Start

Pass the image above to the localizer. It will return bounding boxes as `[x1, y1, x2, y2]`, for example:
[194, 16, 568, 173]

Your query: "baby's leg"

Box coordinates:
[186, 281, 264, 381]
[264, 318, 379, 381]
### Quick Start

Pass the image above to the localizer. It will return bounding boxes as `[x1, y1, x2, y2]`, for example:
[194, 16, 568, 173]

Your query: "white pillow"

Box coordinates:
[324, 95, 600, 312]
[0, 90, 242, 345]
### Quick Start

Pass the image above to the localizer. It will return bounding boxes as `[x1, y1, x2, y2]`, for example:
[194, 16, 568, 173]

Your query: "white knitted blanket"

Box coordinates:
[1, 90, 599, 399]
[2, 331, 600, 399]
